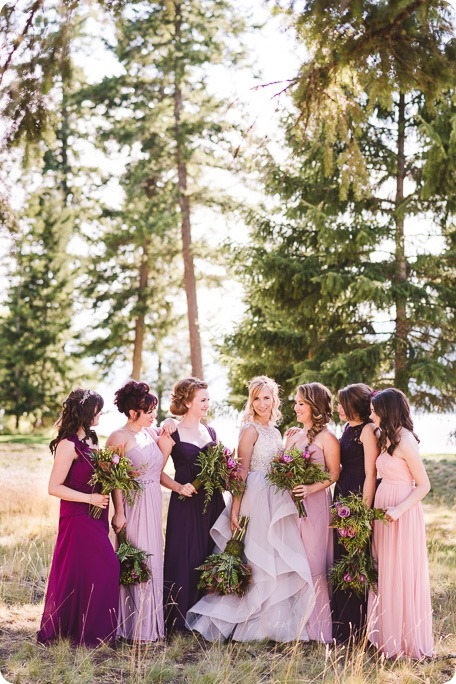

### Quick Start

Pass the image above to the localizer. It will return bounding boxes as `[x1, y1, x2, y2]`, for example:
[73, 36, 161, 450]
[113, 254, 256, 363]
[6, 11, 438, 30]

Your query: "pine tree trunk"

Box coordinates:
[173, 2, 204, 380]
[132, 242, 149, 380]
[394, 93, 408, 391]
[156, 354, 164, 423]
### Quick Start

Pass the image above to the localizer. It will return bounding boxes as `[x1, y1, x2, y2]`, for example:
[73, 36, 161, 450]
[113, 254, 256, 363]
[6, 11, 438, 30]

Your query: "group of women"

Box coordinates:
[37, 375, 434, 661]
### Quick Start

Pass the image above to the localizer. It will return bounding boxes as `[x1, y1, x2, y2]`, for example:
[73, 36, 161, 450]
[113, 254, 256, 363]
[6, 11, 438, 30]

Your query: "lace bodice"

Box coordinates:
[242, 421, 283, 474]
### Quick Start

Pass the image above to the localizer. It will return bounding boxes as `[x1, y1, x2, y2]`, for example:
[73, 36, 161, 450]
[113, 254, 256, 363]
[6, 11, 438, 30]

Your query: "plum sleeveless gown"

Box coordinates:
[186, 422, 316, 642]
[164, 426, 225, 634]
[367, 451, 433, 659]
[37, 435, 119, 647]
[288, 437, 332, 643]
[331, 421, 370, 643]
[117, 428, 164, 642]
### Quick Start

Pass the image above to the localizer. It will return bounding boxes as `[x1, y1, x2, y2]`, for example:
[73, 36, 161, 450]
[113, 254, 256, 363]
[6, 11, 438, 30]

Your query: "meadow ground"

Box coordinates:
[0, 441, 455, 684]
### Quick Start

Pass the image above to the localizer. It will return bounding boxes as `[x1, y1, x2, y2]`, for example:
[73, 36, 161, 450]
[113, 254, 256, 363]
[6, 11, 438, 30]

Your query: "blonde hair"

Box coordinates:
[169, 377, 208, 416]
[241, 375, 282, 426]
[296, 382, 333, 444]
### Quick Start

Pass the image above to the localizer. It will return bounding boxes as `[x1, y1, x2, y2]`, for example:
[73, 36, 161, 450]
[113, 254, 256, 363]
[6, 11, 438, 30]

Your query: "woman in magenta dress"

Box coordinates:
[331, 383, 378, 644]
[110, 381, 165, 642]
[367, 388, 433, 660]
[158, 377, 225, 635]
[37, 389, 119, 647]
[285, 382, 340, 643]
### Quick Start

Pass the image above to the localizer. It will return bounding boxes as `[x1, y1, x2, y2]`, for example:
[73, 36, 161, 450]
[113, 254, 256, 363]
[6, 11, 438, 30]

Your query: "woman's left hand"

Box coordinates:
[292, 484, 310, 499]
[385, 506, 400, 523]
[161, 418, 177, 436]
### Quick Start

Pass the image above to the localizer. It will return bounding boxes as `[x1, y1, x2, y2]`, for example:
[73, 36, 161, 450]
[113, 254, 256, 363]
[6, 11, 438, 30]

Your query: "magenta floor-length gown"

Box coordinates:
[37, 435, 119, 647]
[117, 428, 164, 642]
[291, 439, 333, 643]
[367, 451, 433, 660]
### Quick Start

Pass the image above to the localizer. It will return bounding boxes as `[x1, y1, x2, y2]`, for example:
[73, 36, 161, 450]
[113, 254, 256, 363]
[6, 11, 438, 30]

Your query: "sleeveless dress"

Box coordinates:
[163, 426, 225, 634]
[367, 451, 434, 659]
[288, 437, 333, 643]
[117, 428, 164, 642]
[37, 435, 119, 646]
[186, 422, 316, 642]
[331, 421, 370, 643]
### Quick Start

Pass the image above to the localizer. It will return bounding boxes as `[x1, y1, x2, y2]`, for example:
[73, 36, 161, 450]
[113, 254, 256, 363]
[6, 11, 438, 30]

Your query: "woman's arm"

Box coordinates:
[106, 430, 129, 532]
[360, 423, 379, 507]
[385, 430, 430, 522]
[158, 432, 196, 497]
[230, 424, 257, 532]
[292, 429, 340, 499]
[48, 439, 109, 510]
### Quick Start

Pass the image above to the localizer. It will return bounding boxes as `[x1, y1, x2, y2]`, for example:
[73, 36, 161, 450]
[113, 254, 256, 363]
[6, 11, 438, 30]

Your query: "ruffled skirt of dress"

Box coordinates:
[186, 472, 316, 642]
[367, 483, 433, 660]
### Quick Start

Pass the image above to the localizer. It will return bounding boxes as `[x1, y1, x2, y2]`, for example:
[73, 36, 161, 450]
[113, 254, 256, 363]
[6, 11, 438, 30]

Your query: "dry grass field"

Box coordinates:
[0, 442, 455, 684]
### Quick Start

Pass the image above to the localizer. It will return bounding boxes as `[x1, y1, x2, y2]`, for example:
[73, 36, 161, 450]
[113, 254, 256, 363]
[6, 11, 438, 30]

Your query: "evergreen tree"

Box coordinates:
[226, 0, 456, 415]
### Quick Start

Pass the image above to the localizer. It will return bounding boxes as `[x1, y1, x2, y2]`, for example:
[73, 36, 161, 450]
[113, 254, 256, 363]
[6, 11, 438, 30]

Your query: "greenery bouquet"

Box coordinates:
[89, 445, 143, 518]
[266, 444, 330, 517]
[116, 529, 151, 586]
[179, 442, 246, 513]
[329, 493, 388, 596]
[196, 516, 252, 596]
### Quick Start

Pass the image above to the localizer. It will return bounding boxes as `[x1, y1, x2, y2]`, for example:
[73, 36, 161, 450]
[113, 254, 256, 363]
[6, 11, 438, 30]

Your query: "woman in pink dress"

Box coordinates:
[37, 389, 119, 647]
[285, 382, 340, 643]
[110, 381, 165, 642]
[367, 388, 433, 660]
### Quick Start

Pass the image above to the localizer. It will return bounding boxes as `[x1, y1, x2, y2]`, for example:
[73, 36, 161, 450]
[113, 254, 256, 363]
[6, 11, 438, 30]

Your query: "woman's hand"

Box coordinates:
[292, 484, 311, 499]
[111, 510, 127, 534]
[90, 493, 110, 509]
[284, 426, 301, 439]
[385, 506, 401, 523]
[230, 510, 241, 533]
[161, 418, 178, 437]
[178, 482, 197, 497]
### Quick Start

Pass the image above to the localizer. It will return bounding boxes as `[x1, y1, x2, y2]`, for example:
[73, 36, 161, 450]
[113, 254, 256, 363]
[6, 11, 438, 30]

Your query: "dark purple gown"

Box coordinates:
[331, 421, 371, 644]
[163, 427, 225, 634]
[37, 435, 119, 647]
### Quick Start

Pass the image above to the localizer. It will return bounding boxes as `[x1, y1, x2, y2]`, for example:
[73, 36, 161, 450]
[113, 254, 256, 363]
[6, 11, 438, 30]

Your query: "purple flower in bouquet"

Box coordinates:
[112, 454, 120, 465]
[281, 453, 293, 463]
[343, 573, 353, 582]
[223, 446, 233, 457]
[226, 457, 237, 470]
[302, 450, 311, 460]
[358, 575, 366, 582]
[338, 506, 351, 518]
[346, 527, 356, 538]
[338, 528, 349, 537]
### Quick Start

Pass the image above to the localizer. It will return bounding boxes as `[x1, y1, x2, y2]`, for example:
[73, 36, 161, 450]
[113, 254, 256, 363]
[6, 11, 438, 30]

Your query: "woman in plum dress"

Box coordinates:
[186, 376, 316, 642]
[286, 382, 340, 644]
[367, 388, 433, 660]
[331, 383, 378, 644]
[159, 377, 225, 635]
[110, 381, 165, 642]
[37, 388, 119, 647]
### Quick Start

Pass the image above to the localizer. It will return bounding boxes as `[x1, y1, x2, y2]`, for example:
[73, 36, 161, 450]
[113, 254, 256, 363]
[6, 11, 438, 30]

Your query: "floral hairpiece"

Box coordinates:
[79, 389, 92, 405]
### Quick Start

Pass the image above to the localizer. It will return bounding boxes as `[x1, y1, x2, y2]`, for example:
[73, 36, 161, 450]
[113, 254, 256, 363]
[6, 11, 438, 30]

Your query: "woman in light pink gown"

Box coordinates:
[285, 382, 340, 643]
[367, 388, 433, 660]
[110, 381, 165, 642]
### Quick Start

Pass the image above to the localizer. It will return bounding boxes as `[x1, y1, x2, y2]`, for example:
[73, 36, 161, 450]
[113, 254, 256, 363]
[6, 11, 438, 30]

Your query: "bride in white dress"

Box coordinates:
[186, 376, 316, 642]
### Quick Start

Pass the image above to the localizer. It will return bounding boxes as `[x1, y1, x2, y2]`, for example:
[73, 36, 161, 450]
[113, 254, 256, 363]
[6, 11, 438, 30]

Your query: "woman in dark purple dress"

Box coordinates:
[331, 383, 379, 644]
[159, 377, 225, 635]
[37, 389, 119, 647]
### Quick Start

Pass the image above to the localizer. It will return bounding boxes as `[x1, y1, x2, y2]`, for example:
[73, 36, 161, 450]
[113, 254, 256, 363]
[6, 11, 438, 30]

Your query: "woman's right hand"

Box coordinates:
[230, 510, 241, 533]
[178, 482, 197, 497]
[111, 511, 127, 534]
[90, 493, 110, 509]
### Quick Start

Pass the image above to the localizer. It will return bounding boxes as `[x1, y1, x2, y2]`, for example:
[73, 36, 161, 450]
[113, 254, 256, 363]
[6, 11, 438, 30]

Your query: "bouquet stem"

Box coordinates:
[89, 487, 109, 519]
[294, 495, 307, 518]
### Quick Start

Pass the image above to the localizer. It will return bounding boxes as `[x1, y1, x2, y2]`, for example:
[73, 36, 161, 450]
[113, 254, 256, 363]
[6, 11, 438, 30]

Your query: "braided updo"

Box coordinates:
[114, 380, 158, 419]
[296, 382, 333, 445]
[169, 377, 208, 416]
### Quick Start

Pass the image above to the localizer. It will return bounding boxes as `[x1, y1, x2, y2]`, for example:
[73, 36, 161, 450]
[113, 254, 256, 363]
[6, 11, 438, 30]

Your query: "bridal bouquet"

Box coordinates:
[329, 493, 387, 596]
[266, 444, 330, 517]
[179, 442, 246, 513]
[196, 516, 252, 596]
[116, 530, 151, 586]
[89, 445, 143, 518]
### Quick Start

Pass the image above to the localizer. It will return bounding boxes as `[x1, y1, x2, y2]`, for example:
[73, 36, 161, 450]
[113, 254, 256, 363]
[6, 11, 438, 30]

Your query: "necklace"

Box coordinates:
[124, 424, 142, 435]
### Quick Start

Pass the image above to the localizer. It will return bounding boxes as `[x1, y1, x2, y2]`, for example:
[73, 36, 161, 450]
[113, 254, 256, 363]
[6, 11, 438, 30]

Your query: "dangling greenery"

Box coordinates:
[226, 0, 456, 416]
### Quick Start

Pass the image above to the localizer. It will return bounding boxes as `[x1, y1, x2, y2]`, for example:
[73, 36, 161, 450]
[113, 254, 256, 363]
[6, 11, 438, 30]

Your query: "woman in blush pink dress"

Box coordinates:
[367, 388, 433, 660]
[285, 382, 340, 644]
[110, 381, 165, 643]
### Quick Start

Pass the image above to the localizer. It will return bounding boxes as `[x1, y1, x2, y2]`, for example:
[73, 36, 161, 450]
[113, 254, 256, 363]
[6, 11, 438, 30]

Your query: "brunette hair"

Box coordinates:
[296, 382, 333, 444]
[242, 375, 282, 426]
[50, 388, 103, 454]
[169, 377, 208, 416]
[114, 380, 158, 420]
[338, 383, 373, 422]
[372, 388, 419, 455]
